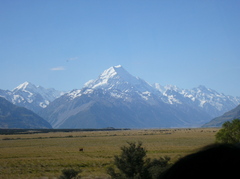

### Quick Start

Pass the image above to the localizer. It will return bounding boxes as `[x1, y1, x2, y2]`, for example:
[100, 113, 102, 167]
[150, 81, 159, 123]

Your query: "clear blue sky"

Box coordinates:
[1, 0, 240, 96]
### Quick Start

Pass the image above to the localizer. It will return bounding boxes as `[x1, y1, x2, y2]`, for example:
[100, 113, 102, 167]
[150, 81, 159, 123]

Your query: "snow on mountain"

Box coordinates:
[68, 65, 158, 102]
[0, 82, 64, 112]
[84, 65, 154, 92]
[41, 66, 213, 128]
[0, 96, 52, 129]
[153, 83, 240, 118]
[1, 65, 239, 129]
[13, 82, 64, 102]
[65, 66, 240, 121]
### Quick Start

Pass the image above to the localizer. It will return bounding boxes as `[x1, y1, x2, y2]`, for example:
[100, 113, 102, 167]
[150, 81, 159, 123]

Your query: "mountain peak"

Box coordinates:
[13, 81, 36, 91]
[2, 82, 65, 112]
[99, 65, 122, 79]
[99, 65, 132, 81]
[85, 65, 137, 89]
[81, 65, 156, 96]
[197, 85, 208, 90]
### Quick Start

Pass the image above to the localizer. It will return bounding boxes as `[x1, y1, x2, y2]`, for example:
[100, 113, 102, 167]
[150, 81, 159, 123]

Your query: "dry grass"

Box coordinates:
[0, 128, 218, 178]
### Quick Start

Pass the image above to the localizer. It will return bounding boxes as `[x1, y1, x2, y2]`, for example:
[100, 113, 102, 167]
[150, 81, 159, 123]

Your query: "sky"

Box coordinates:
[0, 0, 240, 96]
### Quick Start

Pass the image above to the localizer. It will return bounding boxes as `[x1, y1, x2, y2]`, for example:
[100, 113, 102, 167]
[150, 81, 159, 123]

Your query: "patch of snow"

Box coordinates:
[67, 89, 82, 99]
[138, 91, 151, 101]
[84, 79, 95, 88]
[167, 95, 182, 104]
[12, 95, 24, 103]
[27, 99, 33, 103]
[110, 92, 123, 98]
[199, 100, 206, 107]
[13, 81, 30, 91]
[83, 89, 94, 95]
[39, 103, 45, 108]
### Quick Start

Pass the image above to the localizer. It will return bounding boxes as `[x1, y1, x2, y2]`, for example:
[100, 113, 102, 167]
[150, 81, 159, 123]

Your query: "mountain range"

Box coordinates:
[153, 84, 240, 118]
[39, 65, 240, 128]
[1, 65, 240, 129]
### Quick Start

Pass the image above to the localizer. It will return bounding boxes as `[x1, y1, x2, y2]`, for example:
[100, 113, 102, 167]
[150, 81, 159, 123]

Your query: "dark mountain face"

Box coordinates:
[203, 104, 240, 127]
[0, 97, 52, 129]
[40, 66, 212, 129]
[40, 90, 180, 128]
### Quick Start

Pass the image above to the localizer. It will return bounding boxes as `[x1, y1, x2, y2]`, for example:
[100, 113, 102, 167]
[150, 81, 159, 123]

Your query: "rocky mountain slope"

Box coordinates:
[0, 97, 52, 129]
[40, 65, 217, 128]
[203, 104, 240, 127]
[0, 82, 64, 113]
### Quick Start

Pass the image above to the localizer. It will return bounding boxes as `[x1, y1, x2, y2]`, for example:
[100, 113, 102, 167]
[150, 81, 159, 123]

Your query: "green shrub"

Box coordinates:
[107, 141, 171, 179]
[147, 156, 171, 178]
[216, 119, 240, 144]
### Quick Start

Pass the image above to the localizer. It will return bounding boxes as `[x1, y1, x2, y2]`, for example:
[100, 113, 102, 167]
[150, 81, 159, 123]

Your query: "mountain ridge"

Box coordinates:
[0, 97, 52, 129]
[1, 65, 240, 129]
[153, 83, 240, 118]
[39, 65, 228, 129]
[203, 104, 240, 127]
[0, 82, 64, 113]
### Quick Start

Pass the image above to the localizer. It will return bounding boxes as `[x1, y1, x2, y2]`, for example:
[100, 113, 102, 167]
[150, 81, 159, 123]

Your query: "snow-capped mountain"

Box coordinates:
[85, 65, 155, 93]
[153, 84, 240, 118]
[67, 65, 159, 102]
[40, 65, 213, 128]
[0, 82, 64, 113]
[3, 65, 239, 129]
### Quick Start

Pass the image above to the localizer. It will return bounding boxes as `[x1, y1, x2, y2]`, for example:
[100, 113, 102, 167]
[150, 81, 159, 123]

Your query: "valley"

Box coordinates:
[1, 1, 239, 178]
[0, 128, 218, 178]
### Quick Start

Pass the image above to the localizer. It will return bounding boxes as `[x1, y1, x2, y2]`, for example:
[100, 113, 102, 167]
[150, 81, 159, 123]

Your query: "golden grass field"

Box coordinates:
[0, 128, 219, 179]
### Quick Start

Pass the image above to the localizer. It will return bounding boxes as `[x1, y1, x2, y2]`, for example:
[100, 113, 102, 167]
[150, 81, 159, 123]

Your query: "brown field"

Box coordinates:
[0, 128, 219, 179]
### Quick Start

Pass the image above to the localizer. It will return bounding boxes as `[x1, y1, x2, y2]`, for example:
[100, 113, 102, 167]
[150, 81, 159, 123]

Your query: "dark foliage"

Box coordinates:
[216, 119, 240, 144]
[0, 128, 130, 135]
[147, 156, 171, 179]
[159, 143, 240, 179]
[107, 142, 171, 179]
[59, 168, 80, 179]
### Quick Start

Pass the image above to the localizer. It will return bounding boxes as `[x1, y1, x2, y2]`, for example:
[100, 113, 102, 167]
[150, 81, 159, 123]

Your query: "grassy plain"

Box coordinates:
[0, 128, 218, 179]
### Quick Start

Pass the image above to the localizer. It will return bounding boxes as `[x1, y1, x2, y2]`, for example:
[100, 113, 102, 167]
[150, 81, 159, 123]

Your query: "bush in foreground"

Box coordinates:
[216, 119, 240, 144]
[59, 168, 81, 179]
[107, 142, 171, 179]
